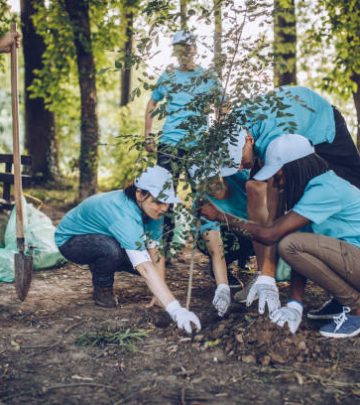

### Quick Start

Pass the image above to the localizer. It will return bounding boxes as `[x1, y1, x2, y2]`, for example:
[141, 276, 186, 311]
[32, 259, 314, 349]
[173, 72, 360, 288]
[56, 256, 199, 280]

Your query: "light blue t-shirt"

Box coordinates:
[200, 171, 249, 234]
[152, 66, 222, 146]
[236, 86, 335, 160]
[293, 171, 360, 248]
[55, 191, 163, 250]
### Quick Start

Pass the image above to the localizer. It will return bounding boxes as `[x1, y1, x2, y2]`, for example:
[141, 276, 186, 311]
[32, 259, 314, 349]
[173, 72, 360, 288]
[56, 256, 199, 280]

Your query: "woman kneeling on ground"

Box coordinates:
[55, 165, 201, 334]
[201, 134, 360, 338]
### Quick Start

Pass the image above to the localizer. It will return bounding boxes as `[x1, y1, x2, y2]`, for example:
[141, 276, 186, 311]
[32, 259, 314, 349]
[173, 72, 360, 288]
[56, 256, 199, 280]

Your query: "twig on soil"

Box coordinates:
[24, 338, 62, 357]
[44, 383, 116, 392]
[64, 320, 85, 334]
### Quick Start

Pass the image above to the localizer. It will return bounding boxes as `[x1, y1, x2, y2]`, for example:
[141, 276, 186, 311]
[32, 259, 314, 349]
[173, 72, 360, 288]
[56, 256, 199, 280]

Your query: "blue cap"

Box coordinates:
[172, 30, 196, 46]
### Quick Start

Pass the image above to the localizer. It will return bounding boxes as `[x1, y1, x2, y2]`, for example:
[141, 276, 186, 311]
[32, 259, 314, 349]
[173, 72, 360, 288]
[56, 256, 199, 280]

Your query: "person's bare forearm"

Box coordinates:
[252, 241, 277, 277]
[148, 247, 166, 280]
[220, 213, 279, 245]
[203, 230, 228, 285]
[144, 99, 156, 137]
[136, 261, 175, 307]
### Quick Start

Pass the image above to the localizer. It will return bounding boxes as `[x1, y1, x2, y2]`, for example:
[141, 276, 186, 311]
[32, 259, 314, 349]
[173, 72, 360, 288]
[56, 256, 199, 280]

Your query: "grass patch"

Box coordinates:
[75, 326, 148, 352]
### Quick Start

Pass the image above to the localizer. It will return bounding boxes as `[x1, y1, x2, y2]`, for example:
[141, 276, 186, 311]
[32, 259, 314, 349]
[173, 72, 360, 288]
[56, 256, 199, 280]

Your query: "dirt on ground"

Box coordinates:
[1, 206, 360, 405]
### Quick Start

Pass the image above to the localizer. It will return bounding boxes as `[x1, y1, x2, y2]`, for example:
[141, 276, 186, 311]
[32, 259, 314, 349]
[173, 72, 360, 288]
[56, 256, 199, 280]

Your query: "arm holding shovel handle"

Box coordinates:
[0, 30, 20, 53]
[10, 22, 33, 301]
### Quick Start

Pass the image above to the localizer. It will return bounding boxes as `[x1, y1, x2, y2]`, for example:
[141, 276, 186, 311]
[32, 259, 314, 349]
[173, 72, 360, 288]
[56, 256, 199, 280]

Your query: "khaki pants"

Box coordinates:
[278, 233, 360, 309]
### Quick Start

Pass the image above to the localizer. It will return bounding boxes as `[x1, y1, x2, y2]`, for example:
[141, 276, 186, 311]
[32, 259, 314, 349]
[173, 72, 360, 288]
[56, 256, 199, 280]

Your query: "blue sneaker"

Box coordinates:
[319, 307, 360, 338]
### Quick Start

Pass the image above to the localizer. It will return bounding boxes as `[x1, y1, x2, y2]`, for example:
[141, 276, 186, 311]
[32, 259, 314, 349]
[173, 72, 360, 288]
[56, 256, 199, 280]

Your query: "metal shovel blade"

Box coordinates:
[15, 252, 33, 301]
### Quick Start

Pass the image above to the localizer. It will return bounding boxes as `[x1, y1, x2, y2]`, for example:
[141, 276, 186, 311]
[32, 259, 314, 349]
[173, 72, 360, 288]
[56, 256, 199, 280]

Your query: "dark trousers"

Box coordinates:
[59, 234, 136, 288]
[315, 106, 360, 189]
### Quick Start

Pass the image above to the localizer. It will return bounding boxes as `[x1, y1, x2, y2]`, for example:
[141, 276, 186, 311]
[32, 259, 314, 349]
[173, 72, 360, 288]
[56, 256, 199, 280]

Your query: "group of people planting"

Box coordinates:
[3, 29, 360, 339]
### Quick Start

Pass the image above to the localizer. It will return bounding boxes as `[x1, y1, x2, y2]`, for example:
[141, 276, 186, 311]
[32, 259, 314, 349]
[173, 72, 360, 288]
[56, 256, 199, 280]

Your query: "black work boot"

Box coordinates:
[93, 286, 116, 308]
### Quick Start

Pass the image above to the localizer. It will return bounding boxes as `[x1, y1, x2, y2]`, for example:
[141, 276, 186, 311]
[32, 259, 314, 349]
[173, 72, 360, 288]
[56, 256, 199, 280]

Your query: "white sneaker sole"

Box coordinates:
[307, 312, 343, 320]
[319, 328, 360, 338]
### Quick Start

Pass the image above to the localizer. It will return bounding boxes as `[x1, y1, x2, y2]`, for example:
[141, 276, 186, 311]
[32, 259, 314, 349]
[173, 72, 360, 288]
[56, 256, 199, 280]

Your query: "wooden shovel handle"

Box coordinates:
[10, 22, 25, 245]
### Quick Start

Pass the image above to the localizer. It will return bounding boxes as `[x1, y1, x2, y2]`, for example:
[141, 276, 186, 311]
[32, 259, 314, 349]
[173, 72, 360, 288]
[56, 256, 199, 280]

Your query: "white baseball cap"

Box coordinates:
[188, 127, 247, 182]
[172, 30, 196, 46]
[253, 134, 315, 181]
[134, 165, 181, 204]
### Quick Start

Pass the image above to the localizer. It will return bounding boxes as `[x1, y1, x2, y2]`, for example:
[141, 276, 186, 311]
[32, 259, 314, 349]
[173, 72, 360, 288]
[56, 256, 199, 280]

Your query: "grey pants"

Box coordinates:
[278, 233, 360, 309]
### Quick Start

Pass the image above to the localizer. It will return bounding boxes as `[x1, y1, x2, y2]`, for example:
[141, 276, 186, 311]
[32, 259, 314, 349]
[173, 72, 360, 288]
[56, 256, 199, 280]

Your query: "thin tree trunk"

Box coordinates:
[273, 0, 297, 86]
[120, 11, 133, 106]
[352, 73, 360, 151]
[20, 0, 59, 183]
[180, 0, 187, 30]
[64, 0, 99, 199]
[214, 0, 222, 81]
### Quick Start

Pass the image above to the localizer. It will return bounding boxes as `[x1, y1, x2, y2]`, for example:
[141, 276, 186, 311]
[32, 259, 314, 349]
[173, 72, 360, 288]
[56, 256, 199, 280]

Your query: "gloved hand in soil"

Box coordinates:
[270, 301, 303, 334]
[246, 275, 280, 315]
[212, 283, 231, 317]
[166, 300, 201, 334]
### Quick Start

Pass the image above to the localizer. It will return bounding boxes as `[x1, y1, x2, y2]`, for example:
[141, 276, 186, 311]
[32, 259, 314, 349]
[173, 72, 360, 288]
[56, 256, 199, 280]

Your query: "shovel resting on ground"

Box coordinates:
[10, 22, 33, 301]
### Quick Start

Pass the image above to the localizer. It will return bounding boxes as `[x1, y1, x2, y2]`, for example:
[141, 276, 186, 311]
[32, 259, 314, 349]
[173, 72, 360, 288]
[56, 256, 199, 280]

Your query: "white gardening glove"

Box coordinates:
[166, 300, 201, 334]
[270, 301, 303, 334]
[246, 275, 280, 315]
[212, 284, 231, 317]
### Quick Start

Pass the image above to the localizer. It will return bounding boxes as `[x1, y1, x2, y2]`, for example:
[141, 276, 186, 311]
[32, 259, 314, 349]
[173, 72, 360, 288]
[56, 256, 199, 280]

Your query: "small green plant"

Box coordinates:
[75, 326, 148, 352]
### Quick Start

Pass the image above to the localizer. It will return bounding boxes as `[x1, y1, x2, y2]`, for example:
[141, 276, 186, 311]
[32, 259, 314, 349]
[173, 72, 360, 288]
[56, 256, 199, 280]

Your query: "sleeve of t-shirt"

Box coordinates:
[108, 217, 146, 250]
[151, 72, 167, 102]
[125, 249, 152, 268]
[292, 182, 342, 224]
[199, 216, 220, 234]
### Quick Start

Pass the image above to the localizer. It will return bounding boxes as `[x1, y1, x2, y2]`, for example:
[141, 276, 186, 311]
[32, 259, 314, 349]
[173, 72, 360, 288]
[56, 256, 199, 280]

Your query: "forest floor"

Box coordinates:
[1, 202, 360, 405]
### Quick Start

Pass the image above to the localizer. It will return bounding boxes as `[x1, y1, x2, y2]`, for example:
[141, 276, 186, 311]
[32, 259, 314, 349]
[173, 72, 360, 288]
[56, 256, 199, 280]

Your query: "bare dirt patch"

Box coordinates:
[1, 208, 360, 404]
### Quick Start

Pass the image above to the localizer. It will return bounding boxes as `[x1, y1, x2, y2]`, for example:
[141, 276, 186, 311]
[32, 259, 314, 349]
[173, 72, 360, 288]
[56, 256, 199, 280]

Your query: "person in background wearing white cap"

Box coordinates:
[144, 30, 224, 253]
[55, 165, 201, 334]
[0, 30, 20, 53]
[231, 85, 360, 316]
[201, 134, 360, 338]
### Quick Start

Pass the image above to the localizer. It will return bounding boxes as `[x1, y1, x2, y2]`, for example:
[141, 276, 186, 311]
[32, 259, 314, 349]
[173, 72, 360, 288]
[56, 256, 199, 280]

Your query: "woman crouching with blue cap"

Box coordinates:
[201, 134, 360, 338]
[55, 165, 201, 334]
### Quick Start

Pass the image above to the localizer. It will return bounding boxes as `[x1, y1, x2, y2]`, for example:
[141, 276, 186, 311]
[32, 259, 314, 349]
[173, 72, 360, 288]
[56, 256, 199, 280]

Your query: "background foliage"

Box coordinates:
[0, 0, 358, 192]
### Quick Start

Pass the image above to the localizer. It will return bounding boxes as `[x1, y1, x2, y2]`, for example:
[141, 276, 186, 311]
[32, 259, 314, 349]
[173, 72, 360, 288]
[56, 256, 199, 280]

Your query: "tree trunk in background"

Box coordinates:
[214, 0, 222, 81]
[273, 0, 297, 86]
[20, 0, 59, 183]
[64, 0, 99, 199]
[120, 10, 133, 106]
[352, 73, 360, 150]
[180, 0, 187, 30]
